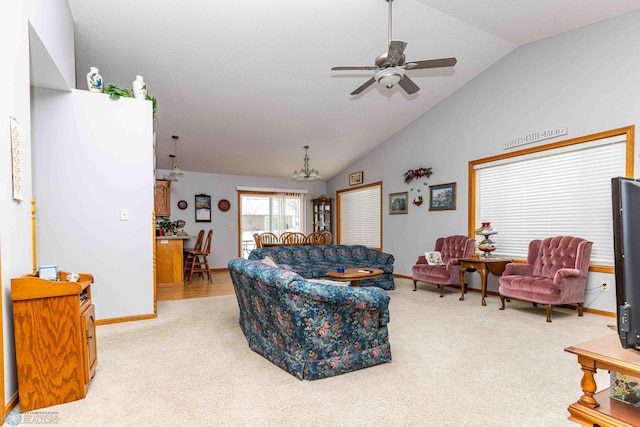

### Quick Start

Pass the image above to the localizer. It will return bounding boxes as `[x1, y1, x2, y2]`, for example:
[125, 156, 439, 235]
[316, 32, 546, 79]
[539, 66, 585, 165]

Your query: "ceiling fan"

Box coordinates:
[331, 0, 457, 96]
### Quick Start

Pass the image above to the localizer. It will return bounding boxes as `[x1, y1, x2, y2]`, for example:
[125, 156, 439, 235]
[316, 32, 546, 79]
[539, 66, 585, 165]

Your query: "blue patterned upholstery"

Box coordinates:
[248, 245, 395, 290]
[228, 257, 392, 380]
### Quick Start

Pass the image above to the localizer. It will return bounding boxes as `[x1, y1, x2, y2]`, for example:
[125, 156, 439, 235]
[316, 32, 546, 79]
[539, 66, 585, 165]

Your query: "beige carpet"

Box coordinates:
[7, 279, 614, 426]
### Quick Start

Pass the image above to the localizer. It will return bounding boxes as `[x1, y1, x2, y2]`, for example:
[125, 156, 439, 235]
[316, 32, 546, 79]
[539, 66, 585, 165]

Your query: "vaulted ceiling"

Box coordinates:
[67, 0, 640, 180]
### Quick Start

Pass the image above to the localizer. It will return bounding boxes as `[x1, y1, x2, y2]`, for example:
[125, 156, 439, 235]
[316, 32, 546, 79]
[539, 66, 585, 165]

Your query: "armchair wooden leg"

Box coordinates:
[577, 302, 584, 317]
[499, 295, 506, 310]
[545, 304, 553, 322]
[439, 285, 445, 298]
[413, 280, 417, 291]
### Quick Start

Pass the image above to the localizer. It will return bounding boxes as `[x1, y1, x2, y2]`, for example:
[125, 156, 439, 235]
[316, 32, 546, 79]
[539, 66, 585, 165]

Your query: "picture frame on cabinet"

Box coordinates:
[349, 171, 363, 186]
[38, 265, 59, 281]
[429, 182, 456, 211]
[195, 194, 211, 222]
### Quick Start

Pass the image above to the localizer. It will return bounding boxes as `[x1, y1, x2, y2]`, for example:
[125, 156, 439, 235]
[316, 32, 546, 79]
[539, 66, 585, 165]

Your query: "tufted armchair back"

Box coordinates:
[435, 235, 476, 264]
[531, 236, 592, 279]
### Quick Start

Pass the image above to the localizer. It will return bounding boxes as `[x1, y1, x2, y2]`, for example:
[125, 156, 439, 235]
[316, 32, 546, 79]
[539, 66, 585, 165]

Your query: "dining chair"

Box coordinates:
[183, 229, 205, 275]
[186, 229, 213, 283]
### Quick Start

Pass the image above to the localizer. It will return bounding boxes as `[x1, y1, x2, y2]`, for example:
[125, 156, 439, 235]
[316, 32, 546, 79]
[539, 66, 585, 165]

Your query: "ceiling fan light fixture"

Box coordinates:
[375, 67, 404, 89]
[171, 166, 184, 176]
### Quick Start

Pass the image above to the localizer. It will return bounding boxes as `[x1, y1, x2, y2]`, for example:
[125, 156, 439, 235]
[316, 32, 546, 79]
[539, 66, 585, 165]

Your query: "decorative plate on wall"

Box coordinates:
[218, 199, 231, 212]
[177, 200, 188, 210]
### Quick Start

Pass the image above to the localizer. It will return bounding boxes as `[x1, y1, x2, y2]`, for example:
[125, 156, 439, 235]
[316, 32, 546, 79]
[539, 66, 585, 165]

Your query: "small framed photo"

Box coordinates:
[349, 171, 363, 186]
[38, 265, 59, 281]
[429, 182, 456, 211]
[195, 194, 212, 222]
[389, 192, 408, 215]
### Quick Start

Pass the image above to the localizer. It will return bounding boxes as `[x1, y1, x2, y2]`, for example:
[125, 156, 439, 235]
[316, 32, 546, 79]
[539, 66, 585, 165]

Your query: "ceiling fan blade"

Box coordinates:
[351, 77, 376, 95]
[389, 40, 407, 55]
[332, 66, 380, 71]
[398, 75, 420, 95]
[386, 40, 407, 66]
[405, 57, 457, 70]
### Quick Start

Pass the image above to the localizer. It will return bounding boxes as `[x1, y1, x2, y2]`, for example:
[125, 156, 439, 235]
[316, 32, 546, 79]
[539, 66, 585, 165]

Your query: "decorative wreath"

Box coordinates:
[403, 167, 433, 184]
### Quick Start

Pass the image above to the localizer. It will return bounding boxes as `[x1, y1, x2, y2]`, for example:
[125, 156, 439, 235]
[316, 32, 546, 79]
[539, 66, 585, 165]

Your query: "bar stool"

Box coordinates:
[186, 229, 213, 283]
[183, 229, 205, 278]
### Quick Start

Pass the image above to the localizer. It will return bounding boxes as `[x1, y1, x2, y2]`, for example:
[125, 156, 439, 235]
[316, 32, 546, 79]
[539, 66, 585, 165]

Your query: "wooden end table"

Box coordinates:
[326, 268, 383, 287]
[565, 334, 640, 426]
[458, 257, 512, 306]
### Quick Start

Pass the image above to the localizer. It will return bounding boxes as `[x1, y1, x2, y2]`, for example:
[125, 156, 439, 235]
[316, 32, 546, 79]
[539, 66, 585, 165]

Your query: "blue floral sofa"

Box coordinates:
[248, 245, 395, 290]
[228, 257, 392, 380]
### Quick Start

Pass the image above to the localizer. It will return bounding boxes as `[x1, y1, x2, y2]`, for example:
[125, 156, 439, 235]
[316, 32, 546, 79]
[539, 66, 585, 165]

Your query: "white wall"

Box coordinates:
[156, 169, 326, 269]
[32, 89, 154, 320]
[327, 10, 640, 313]
[0, 1, 35, 405]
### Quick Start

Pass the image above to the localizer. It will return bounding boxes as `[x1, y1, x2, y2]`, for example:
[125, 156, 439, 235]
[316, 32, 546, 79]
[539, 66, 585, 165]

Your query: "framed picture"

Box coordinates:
[389, 192, 408, 214]
[38, 265, 58, 281]
[349, 171, 363, 186]
[429, 182, 456, 211]
[195, 194, 212, 222]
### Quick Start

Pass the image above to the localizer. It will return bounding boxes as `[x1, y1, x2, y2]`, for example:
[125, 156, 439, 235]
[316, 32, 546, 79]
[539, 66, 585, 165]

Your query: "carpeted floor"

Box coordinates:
[6, 278, 614, 426]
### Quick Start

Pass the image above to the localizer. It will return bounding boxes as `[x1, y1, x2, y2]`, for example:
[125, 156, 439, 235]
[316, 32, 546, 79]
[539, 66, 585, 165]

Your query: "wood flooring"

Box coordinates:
[157, 270, 234, 301]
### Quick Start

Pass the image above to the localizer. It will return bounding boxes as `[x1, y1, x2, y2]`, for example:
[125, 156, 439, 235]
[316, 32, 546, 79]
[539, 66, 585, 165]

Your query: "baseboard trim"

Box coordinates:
[211, 267, 228, 273]
[4, 392, 18, 420]
[395, 274, 616, 317]
[96, 313, 156, 326]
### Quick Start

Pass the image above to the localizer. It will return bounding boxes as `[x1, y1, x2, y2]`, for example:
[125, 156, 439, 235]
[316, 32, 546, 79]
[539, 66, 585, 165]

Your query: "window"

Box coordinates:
[470, 127, 634, 270]
[337, 182, 382, 249]
[238, 190, 306, 258]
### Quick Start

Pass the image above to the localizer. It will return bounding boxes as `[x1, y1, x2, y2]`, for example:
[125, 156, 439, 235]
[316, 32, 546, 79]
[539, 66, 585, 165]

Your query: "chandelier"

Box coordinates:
[166, 135, 184, 181]
[292, 145, 321, 181]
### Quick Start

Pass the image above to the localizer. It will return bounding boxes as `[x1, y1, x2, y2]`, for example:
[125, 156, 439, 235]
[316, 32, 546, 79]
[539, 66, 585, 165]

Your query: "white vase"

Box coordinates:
[86, 67, 103, 93]
[132, 75, 147, 99]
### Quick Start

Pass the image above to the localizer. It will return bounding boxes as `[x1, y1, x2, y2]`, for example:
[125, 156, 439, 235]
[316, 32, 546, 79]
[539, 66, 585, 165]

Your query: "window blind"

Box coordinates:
[475, 136, 626, 265]
[339, 184, 381, 248]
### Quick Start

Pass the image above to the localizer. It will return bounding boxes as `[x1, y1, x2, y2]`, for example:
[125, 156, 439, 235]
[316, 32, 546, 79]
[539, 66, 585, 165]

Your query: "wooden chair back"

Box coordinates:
[191, 229, 205, 252]
[201, 229, 213, 254]
[282, 232, 306, 246]
[259, 232, 279, 246]
[321, 231, 332, 244]
[306, 232, 325, 245]
[253, 233, 262, 249]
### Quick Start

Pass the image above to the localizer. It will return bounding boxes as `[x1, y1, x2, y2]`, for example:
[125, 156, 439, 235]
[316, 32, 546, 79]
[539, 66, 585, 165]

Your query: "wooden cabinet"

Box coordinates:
[312, 197, 333, 235]
[11, 271, 97, 412]
[155, 179, 171, 217]
[565, 334, 640, 426]
[156, 238, 185, 284]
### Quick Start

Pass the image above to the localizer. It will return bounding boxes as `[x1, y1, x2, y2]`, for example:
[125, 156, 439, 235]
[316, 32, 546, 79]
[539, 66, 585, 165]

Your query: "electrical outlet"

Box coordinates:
[120, 208, 129, 221]
[601, 281, 610, 292]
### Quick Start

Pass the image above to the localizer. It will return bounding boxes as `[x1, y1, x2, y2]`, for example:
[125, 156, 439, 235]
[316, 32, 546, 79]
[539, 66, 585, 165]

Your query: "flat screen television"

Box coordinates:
[612, 177, 640, 350]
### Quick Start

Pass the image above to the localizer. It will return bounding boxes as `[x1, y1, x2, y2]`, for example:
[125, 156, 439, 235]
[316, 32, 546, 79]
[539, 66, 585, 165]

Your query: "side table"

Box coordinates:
[458, 257, 511, 306]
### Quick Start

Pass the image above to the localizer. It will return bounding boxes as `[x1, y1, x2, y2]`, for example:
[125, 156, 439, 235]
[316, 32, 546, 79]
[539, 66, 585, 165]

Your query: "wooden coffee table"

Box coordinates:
[326, 268, 383, 287]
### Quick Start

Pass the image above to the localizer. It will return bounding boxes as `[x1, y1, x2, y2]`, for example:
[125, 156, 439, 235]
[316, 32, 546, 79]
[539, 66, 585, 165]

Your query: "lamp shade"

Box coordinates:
[375, 67, 405, 89]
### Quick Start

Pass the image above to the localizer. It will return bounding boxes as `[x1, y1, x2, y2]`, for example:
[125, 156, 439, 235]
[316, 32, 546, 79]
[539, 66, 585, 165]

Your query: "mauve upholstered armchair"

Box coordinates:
[412, 235, 476, 297]
[498, 236, 593, 322]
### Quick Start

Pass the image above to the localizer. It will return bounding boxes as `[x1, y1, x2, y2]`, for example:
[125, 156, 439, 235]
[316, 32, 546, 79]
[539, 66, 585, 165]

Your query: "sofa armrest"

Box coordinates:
[445, 258, 459, 271]
[503, 263, 533, 276]
[554, 268, 582, 283]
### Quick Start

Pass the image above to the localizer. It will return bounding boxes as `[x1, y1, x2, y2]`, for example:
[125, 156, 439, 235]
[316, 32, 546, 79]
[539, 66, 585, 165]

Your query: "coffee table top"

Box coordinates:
[326, 268, 383, 281]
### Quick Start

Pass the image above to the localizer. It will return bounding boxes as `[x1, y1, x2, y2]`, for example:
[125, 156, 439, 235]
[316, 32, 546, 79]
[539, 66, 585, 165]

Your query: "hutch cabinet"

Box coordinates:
[11, 271, 97, 412]
[312, 197, 333, 235]
[155, 179, 171, 217]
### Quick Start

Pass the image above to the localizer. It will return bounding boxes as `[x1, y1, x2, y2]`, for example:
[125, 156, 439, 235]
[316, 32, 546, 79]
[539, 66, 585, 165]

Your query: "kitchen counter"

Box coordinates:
[156, 235, 195, 285]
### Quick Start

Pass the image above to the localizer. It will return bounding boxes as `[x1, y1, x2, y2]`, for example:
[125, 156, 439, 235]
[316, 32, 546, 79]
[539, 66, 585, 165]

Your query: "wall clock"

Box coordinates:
[218, 199, 231, 212]
[177, 200, 188, 210]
